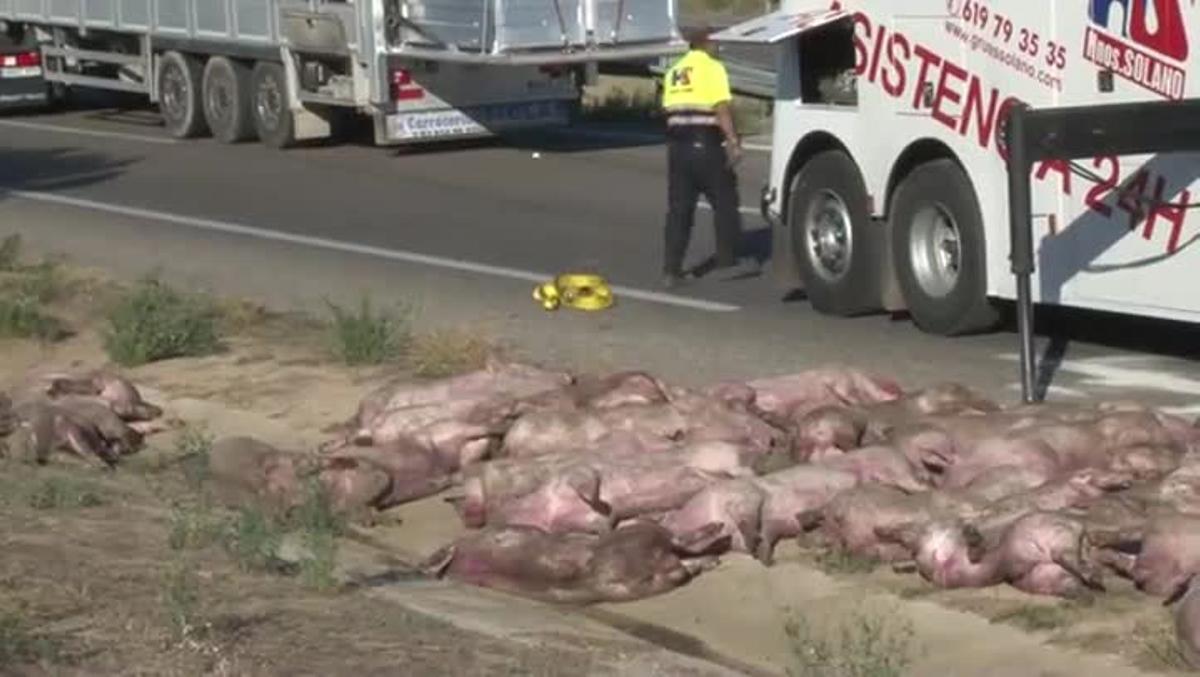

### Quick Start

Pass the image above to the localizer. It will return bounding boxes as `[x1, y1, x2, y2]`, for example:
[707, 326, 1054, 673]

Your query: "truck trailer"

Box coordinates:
[0, 0, 684, 146]
[715, 0, 1200, 336]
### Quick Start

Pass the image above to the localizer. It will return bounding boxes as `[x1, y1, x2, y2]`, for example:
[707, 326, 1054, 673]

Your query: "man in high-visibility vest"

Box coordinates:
[660, 25, 755, 288]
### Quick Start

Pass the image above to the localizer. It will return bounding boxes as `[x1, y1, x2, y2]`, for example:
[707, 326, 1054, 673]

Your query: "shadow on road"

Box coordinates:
[0, 146, 133, 198]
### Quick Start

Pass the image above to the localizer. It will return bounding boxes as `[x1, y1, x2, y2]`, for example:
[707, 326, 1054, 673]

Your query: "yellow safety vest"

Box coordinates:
[662, 49, 732, 125]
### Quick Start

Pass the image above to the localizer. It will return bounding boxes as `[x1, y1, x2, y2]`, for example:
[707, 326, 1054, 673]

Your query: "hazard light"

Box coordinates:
[390, 68, 424, 101]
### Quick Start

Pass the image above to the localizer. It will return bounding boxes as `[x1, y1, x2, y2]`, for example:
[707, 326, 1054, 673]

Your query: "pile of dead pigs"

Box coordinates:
[4, 361, 1200, 666]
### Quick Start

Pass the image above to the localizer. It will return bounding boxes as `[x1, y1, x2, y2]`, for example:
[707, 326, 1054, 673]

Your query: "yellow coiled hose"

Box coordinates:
[532, 273, 614, 311]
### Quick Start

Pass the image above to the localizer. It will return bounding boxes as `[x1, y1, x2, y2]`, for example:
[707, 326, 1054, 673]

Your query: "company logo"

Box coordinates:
[670, 67, 693, 87]
[1084, 0, 1190, 99]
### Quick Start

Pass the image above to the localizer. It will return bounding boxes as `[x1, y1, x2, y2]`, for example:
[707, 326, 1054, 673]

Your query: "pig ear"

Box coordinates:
[673, 522, 731, 556]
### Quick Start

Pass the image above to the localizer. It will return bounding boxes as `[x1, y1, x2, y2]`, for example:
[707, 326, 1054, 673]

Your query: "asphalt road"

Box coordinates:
[1, 96, 1198, 416]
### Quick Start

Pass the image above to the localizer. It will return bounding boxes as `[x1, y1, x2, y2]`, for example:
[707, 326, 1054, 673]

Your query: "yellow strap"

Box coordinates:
[532, 273, 615, 312]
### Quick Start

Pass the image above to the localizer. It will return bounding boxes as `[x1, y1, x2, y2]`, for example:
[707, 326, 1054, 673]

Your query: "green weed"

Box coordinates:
[325, 295, 409, 366]
[784, 604, 916, 677]
[27, 477, 105, 510]
[0, 609, 63, 667]
[103, 275, 220, 366]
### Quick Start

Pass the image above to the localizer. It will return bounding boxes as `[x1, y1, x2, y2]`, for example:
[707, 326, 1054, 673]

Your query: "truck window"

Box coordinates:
[798, 17, 856, 107]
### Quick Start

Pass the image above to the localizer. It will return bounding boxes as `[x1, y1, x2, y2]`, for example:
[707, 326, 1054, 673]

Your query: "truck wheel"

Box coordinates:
[202, 56, 254, 144]
[157, 51, 208, 139]
[251, 61, 296, 149]
[788, 150, 882, 316]
[890, 159, 1000, 336]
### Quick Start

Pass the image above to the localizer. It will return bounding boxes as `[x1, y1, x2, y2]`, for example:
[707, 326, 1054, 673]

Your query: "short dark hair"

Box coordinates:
[682, 25, 713, 49]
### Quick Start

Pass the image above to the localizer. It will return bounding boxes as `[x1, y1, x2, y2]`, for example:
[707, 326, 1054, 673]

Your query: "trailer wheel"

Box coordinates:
[251, 61, 295, 149]
[890, 159, 999, 336]
[157, 51, 208, 139]
[202, 56, 254, 144]
[788, 150, 882, 316]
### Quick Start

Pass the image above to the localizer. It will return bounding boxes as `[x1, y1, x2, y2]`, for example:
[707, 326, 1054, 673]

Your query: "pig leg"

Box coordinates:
[62, 420, 117, 468]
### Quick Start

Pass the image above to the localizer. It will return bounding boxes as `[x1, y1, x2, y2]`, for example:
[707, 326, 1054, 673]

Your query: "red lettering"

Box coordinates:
[1142, 176, 1190, 253]
[1131, 0, 1189, 62]
[1117, 169, 1150, 228]
[882, 33, 911, 99]
[1085, 156, 1120, 216]
[993, 96, 1022, 162]
[931, 59, 967, 131]
[853, 13, 872, 76]
[1036, 159, 1073, 196]
[911, 45, 942, 110]
[868, 24, 888, 84]
[960, 76, 999, 150]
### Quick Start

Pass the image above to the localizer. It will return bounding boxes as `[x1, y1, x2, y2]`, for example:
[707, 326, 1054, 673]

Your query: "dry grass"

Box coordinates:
[0, 235, 71, 342]
[783, 601, 917, 677]
[0, 437, 604, 675]
[1133, 616, 1193, 672]
[406, 327, 495, 379]
[990, 604, 1073, 632]
[812, 549, 880, 576]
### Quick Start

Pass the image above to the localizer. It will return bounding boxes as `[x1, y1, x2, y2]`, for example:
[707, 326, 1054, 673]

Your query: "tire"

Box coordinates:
[788, 150, 883, 316]
[156, 51, 208, 139]
[890, 159, 1000, 336]
[202, 56, 255, 144]
[251, 61, 296, 149]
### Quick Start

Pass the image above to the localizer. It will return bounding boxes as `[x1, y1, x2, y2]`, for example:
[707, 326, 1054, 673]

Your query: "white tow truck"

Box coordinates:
[0, 0, 684, 146]
[715, 0, 1200, 336]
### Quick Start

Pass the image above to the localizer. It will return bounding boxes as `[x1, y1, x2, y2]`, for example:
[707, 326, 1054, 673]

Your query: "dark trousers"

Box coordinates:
[663, 126, 742, 277]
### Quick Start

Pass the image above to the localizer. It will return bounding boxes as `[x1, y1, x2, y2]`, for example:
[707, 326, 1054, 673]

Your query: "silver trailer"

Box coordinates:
[0, 0, 683, 146]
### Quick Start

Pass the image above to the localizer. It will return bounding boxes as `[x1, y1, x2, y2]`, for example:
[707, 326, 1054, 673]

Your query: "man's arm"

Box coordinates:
[714, 102, 738, 147]
[711, 63, 741, 165]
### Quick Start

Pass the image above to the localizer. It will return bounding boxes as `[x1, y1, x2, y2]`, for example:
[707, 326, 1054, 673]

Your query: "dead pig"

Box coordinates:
[468, 442, 753, 533]
[717, 366, 904, 424]
[326, 437, 458, 509]
[327, 360, 572, 462]
[7, 400, 120, 468]
[792, 383, 998, 460]
[500, 394, 784, 460]
[659, 464, 862, 563]
[421, 520, 724, 604]
[43, 370, 163, 421]
[1130, 514, 1200, 599]
[513, 371, 670, 414]
[208, 436, 391, 518]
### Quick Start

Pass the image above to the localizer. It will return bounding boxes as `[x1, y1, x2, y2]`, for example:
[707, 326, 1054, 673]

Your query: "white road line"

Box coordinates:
[7, 189, 742, 313]
[0, 119, 178, 145]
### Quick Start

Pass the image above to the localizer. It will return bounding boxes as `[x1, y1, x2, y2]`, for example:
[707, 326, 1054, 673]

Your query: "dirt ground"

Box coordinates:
[1, 259, 1196, 676]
